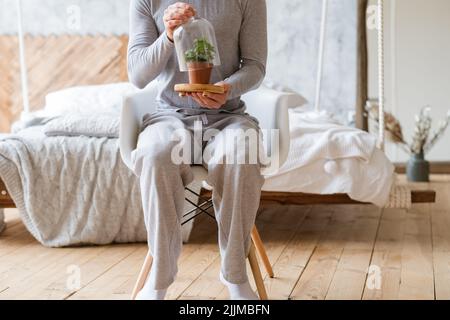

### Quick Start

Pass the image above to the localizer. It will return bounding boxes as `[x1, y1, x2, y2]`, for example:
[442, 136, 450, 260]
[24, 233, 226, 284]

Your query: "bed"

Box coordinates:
[0, 81, 434, 247]
[0, 35, 144, 244]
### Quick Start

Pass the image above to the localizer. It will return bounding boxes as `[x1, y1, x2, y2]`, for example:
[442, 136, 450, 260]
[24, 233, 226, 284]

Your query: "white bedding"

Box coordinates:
[263, 148, 394, 206]
[263, 110, 395, 207]
[0, 126, 147, 247]
[44, 82, 137, 116]
[44, 112, 120, 138]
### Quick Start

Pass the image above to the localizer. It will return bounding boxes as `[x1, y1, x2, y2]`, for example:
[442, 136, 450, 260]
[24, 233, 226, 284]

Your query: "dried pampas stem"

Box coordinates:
[424, 110, 450, 153]
[411, 106, 432, 154]
[367, 103, 408, 148]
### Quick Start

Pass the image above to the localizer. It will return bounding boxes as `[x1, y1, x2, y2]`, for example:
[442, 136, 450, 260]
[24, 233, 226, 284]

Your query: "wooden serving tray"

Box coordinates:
[174, 84, 225, 97]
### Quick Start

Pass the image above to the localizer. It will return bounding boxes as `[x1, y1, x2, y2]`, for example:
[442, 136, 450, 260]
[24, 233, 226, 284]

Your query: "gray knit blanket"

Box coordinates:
[0, 124, 147, 247]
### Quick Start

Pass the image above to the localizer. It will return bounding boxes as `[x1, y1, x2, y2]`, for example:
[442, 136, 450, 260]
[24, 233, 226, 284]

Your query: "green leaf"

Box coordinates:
[184, 37, 215, 63]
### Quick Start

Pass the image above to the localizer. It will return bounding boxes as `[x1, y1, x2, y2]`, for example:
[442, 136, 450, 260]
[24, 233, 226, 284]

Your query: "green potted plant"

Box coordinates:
[184, 37, 216, 84]
[368, 104, 450, 182]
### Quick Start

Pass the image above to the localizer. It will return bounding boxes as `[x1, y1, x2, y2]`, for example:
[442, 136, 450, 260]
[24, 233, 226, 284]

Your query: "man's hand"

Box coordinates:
[164, 2, 196, 41]
[189, 82, 232, 110]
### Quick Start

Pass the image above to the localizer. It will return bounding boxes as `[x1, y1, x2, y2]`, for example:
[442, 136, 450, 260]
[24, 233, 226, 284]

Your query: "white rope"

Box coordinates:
[16, 0, 30, 115]
[376, 1, 414, 209]
[377, 0, 385, 150]
[376, 1, 413, 209]
[314, 0, 329, 113]
[385, 183, 412, 209]
[385, 186, 412, 209]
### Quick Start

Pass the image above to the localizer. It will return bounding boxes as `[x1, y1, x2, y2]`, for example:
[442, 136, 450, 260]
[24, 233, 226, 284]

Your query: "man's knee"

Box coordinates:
[131, 144, 176, 176]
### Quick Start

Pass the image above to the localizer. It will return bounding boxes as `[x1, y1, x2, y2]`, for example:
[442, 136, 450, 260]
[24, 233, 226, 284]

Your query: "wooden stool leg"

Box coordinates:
[131, 251, 153, 300]
[251, 226, 274, 278]
[248, 242, 269, 300]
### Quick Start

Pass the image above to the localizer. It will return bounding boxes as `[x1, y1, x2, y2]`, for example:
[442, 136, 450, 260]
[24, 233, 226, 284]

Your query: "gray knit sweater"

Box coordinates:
[127, 0, 267, 114]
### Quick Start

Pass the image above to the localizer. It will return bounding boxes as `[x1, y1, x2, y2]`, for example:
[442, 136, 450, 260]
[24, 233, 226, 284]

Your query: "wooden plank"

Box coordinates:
[253, 205, 311, 274]
[167, 241, 219, 300]
[326, 206, 382, 300]
[0, 211, 39, 259]
[398, 204, 434, 300]
[410, 190, 436, 204]
[1, 178, 436, 210]
[180, 205, 310, 300]
[0, 246, 86, 298]
[214, 205, 316, 300]
[362, 198, 435, 300]
[47, 245, 144, 300]
[430, 177, 450, 300]
[260, 191, 436, 205]
[166, 215, 221, 300]
[0, 177, 448, 300]
[69, 213, 219, 300]
[263, 206, 332, 300]
[0, 36, 17, 132]
[200, 189, 436, 206]
[0, 231, 39, 265]
[66, 246, 145, 300]
[289, 207, 357, 300]
[394, 179, 435, 300]
[362, 208, 406, 300]
[356, 0, 369, 131]
[178, 255, 224, 300]
[0, 210, 140, 300]
[0, 211, 36, 275]
[396, 162, 450, 175]
[433, 250, 450, 300]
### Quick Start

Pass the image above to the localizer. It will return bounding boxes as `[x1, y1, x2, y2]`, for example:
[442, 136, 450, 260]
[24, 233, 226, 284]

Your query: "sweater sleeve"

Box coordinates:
[127, 0, 175, 89]
[224, 0, 268, 99]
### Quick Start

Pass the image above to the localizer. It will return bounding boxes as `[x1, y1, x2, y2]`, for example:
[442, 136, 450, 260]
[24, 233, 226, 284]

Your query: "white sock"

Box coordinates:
[220, 272, 259, 300]
[135, 280, 167, 300]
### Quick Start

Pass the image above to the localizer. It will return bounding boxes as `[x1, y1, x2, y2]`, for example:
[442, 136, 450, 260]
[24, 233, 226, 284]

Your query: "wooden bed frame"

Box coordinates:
[0, 179, 15, 208]
[199, 189, 436, 207]
[0, 176, 436, 214]
[0, 1, 436, 219]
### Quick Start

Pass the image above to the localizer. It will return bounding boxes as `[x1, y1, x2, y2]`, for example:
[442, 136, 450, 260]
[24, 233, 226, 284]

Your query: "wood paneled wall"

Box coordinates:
[0, 35, 129, 132]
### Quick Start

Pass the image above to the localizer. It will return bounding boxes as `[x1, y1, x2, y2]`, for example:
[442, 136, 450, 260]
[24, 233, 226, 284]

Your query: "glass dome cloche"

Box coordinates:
[174, 17, 221, 85]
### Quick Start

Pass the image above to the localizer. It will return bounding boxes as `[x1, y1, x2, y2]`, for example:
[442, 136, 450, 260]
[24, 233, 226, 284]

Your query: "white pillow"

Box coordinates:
[44, 82, 138, 116]
[263, 79, 299, 95]
[262, 79, 308, 108]
[44, 112, 120, 138]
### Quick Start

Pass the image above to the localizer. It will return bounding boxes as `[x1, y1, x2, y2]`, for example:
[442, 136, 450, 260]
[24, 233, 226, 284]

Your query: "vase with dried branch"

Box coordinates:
[367, 103, 450, 182]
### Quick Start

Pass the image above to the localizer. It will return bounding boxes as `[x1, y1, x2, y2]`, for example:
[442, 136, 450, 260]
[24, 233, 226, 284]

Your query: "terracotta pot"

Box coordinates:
[187, 62, 213, 84]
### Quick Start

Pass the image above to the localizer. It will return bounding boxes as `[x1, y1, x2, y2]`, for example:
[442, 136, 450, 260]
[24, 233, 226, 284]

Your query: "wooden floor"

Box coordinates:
[0, 175, 449, 300]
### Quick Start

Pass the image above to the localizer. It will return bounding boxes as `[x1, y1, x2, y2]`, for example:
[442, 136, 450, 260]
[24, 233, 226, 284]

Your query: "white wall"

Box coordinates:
[0, 0, 129, 35]
[368, 0, 450, 162]
[266, 0, 357, 122]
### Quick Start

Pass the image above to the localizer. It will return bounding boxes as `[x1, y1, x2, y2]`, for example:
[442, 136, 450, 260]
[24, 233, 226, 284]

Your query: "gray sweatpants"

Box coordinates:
[131, 110, 264, 290]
